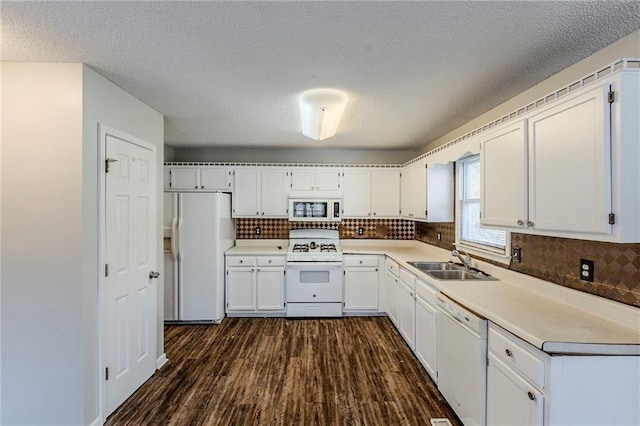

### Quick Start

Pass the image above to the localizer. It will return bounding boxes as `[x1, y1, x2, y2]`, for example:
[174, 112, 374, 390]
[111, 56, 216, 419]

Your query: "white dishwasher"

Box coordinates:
[436, 294, 487, 426]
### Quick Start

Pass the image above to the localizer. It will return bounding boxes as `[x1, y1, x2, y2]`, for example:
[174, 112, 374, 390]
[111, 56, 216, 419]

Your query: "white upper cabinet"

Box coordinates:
[260, 168, 290, 217]
[481, 120, 528, 228]
[426, 163, 454, 222]
[342, 168, 401, 218]
[342, 169, 373, 217]
[233, 167, 290, 218]
[166, 166, 232, 191]
[527, 85, 611, 234]
[480, 81, 625, 240]
[401, 159, 452, 222]
[400, 159, 427, 220]
[372, 169, 401, 217]
[290, 167, 341, 192]
[232, 168, 261, 217]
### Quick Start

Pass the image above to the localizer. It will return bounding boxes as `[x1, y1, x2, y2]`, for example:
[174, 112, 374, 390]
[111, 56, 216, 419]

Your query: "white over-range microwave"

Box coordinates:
[288, 198, 342, 222]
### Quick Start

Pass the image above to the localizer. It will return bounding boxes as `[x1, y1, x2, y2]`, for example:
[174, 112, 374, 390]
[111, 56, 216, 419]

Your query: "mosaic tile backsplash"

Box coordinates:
[509, 233, 640, 307]
[236, 218, 414, 240]
[237, 219, 638, 306]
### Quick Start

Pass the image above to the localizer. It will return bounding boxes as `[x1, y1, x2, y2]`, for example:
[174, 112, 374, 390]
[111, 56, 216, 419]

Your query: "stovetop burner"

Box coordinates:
[292, 243, 309, 253]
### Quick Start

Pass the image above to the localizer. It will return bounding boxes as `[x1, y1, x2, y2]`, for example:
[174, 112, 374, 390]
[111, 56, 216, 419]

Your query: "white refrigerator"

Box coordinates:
[163, 192, 234, 323]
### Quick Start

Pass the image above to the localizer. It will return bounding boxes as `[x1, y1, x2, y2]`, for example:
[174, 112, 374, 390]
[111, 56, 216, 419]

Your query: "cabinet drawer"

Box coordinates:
[489, 325, 546, 389]
[385, 258, 400, 277]
[226, 256, 256, 267]
[415, 278, 438, 306]
[399, 268, 416, 290]
[257, 256, 286, 267]
[344, 256, 379, 267]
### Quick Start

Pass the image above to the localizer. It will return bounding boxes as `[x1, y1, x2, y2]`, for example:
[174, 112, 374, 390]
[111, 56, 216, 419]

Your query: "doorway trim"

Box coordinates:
[97, 123, 157, 424]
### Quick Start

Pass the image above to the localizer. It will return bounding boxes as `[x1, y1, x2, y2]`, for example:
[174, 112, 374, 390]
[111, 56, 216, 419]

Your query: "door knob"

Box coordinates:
[149, 271, 160, 279]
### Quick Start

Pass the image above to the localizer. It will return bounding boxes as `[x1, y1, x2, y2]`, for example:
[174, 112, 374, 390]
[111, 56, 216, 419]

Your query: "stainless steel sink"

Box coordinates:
[407, 260, 498, 281]
[407, 261, 457, 272]
[428, 269, 482, 280]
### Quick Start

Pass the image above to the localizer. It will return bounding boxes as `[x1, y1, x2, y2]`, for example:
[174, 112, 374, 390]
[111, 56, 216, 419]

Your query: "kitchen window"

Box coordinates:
[456, 155, 510, 264]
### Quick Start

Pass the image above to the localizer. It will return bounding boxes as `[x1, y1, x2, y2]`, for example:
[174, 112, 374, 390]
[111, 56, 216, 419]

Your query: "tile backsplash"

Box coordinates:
[237, 218, 638, 306]
[236, 218, 414, 240]
[509, 233, 640, 307]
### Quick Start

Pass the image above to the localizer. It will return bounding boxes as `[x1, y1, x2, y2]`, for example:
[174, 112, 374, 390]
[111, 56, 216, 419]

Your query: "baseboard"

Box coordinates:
[88, 416, 102, 426]
[156, 353, 169, 370]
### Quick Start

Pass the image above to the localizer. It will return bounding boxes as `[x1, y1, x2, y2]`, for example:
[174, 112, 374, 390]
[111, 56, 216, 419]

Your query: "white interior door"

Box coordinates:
[105, 133, 157, 416]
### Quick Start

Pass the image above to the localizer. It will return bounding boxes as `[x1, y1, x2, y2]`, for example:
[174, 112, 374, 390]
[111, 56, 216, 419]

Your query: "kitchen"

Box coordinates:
[2, 2, 640, 425]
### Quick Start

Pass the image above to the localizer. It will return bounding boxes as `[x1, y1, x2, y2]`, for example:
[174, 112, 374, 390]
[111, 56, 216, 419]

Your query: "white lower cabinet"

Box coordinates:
[226, 255, 285, 314]
[487, 322, 640, 426]
[343, 255, 382, 313]
[487, 353, 543, 426]
[398, 268, 416, 350]
[414, 278, 438, 382]
[384, 258, 400, 326]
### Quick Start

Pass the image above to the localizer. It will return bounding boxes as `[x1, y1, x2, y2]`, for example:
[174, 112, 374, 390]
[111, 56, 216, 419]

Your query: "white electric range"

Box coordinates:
[286, 229, 344, 317]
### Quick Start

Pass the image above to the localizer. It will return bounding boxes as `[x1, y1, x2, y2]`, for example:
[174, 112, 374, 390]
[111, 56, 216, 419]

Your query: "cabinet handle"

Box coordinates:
[194, 186, 198, 189]
[368, 212, 371, 216]
[201, 185, 204, 189]
[505, 348, 513, 357]
[239, 260, 243, 264]
[251, 268, 255, 272]
[256, 212, 259, 216]
[527, 391, 535, 401]
[262, 212, 265, 216]
[359, 260, 363, 264]
[517, 219, 524, 226]
[257, 268, 260, 272]
[268, 260, 272, 264]
[373, 212, 376, 216]
[527, 221, 534, 228]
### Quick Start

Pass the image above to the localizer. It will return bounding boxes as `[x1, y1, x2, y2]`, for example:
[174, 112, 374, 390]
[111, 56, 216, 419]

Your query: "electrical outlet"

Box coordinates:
[437, 232, 442, 241]
[512, 247, 522, 263]
[580, 259, 594, 282]
[357, 227, 364, 236]
[255, 226, 261, 235]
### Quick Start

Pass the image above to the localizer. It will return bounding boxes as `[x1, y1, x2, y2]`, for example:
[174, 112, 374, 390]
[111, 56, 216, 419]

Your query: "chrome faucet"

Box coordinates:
[452, 249, 472, 271]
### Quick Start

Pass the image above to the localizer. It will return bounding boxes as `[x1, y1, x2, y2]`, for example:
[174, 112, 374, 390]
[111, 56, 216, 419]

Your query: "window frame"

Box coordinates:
[455, 154, 512, 265]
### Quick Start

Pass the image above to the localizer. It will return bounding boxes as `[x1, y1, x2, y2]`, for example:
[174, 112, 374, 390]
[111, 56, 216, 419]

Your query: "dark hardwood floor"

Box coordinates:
[106, 317, 461, 425]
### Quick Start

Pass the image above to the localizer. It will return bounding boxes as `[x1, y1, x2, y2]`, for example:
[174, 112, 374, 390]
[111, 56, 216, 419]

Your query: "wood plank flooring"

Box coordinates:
[106, 317, 461, 425]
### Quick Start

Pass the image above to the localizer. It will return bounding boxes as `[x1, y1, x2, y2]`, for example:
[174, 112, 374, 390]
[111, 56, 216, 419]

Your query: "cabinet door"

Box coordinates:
[398, 281, 415, 350]
[372, 169, 400, 217]
[487, 353, 544, 426]
[232, 168, 260, 217]
[256, 267, 285, 311]
[528, 85, 611, 234]
[290, 169, 315, 191]
[315, 168, 341, 191]
[342, 169, 372, 218]
[226, 267, 256, 311]
[411, 160, 428, 220]
[426, 163, 454, 222]
[415, 295, 437, 381]
[481, 120, 528, 228]
[261, 168, 289, 217]
[400, 164, 413, 218]
[201, 167, 232, 191]
[385, 270, 399, 327]
[344, 267, 379, 311]
[169, 167, 200, 190]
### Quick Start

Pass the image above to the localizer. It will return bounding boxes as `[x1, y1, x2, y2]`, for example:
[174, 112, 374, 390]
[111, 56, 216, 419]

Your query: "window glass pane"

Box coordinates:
[458, 155, 506, 251]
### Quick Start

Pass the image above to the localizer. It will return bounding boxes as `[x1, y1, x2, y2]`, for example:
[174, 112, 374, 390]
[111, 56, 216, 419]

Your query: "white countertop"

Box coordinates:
[230, 239, 640, 355]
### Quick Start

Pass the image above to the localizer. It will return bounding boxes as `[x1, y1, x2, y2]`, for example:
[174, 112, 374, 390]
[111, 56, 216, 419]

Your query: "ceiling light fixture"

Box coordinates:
[299, 88, 348, 141]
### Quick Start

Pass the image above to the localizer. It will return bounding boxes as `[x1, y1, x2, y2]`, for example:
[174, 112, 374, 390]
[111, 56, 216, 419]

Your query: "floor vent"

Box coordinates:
[430, 419, 453, 426]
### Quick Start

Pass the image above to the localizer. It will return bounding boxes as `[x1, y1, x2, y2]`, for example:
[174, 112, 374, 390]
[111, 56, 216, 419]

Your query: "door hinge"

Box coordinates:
[425, 210, 428, 217]
[607, 90, 615, 104]
[283, 270, 286, 275]
[425, 163, 428, 169]
[609, 213, 616, 225]
[105, 158, 118, 173]
[105, 367, 109, 381]
[105, 264, 110, 277]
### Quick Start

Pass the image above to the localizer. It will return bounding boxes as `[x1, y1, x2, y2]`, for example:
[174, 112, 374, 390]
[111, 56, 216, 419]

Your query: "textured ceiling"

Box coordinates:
[2, 1, 640, 150]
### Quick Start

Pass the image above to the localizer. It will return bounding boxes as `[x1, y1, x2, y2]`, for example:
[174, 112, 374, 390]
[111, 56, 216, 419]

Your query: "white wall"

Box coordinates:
[171, 146, 416, 164]
[82, 65, 164, 424]
[0, 63, 163, 425]
[419, 29, 640, 154]
[2, 63, 86, 424]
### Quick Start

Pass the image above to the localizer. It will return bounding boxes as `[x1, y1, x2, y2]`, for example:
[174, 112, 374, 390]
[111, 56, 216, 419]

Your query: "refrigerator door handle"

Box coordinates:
[171, 216, 178, 262]
[177, 195, 184, 320]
